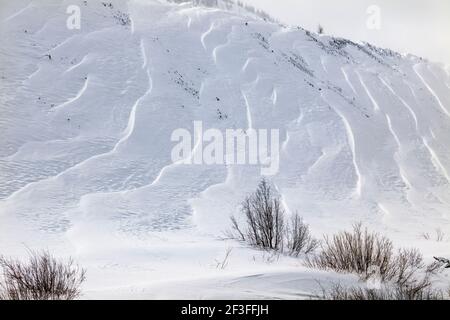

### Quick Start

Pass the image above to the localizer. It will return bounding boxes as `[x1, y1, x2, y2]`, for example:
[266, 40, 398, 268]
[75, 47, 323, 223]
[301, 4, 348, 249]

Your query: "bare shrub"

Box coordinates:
[435, 228, 445, 242]
[307, 225, 444, 284]
[317, 24, 324, 34]
[389, 252, 444, 298]
[230, 180, 320, 256]
[286, 213, 319, 256]
[421, 229, 446, 242]
[308, 225, 448, 300]
[307, 223, 395, 280]
[393, 248, 426, 285]
[231, 179, 285, 251]
[0, 251, 86, 300]
[326, 282, 444, 300]
[261, 250, 281, 264]
[230, 216, 245, 242]
[426, 261, 443, 274]
[421, 232, 431, 240]
[214, 248, 233, 270]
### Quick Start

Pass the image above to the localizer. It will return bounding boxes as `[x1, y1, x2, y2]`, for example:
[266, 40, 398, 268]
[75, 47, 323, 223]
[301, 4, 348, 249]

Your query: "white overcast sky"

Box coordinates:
[242, 0, 450, 65]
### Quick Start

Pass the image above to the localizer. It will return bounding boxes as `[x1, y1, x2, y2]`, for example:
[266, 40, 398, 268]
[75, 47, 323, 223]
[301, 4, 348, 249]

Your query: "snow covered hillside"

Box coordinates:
[1, 0, 449, 298]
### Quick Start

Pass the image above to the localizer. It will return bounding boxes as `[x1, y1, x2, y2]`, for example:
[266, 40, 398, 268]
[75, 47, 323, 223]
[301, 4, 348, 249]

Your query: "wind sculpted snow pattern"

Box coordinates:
[1, 0, 449, 298]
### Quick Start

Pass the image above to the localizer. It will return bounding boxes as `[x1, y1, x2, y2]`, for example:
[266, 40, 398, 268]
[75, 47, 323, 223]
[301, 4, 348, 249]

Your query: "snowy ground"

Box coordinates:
[1, 0, 450, 299]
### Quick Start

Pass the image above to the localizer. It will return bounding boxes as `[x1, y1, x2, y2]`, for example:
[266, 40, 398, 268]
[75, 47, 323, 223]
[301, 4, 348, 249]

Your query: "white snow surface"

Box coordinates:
[1, 0, 450, 299]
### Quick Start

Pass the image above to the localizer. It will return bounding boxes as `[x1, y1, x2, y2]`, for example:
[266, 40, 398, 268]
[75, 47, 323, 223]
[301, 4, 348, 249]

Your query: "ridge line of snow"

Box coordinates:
[384, 113, 413, 199]
[241, 90, 253, 130]
[322, 93, 362, 199]
[422, 137, 450, 183]
[320, 56, 328, 74]
[201, 21, 216, 50]
[25, 66, 41, 81]
[413, 63, 450, 118]
[3, 2, 33, 22]
[341, 67, 358, 96]
[65, 54, 90, 74]
[140, 38, 148, 69]
[356, 71, 380, 112]
[212, 33, 231, 65]
[53, 76, 90, 111]
[241, 57, 255, 72]
[2, 38, 152, 202]
[385, 114, 401, 149]
[378, 76, 419, 131]
[111, 45, 153, 153]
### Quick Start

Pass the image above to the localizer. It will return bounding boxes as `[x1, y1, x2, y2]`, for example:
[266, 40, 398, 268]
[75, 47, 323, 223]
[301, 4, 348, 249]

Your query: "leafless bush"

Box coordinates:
[436, 229, 445, 242]
[286, 213, 319, 256]
[261, 250, 281, 264]
[0, 251, 86, 300]
[231, 179, 285, 251]
[426, 261, 443, 274]
[389, 250, 444, 298]
[421, 229, 446, 242]
[326, 282, 444, 300]
[393, 248, 426, 285]
[421, 232, 431, 240]
[307, 224, 444, 284]
[317, 24, 324, 34]
[214, 248, 233, 270]
[308, 224, 447, 299]
[230, 180, 320, 256]
[307, 224, 395, 280]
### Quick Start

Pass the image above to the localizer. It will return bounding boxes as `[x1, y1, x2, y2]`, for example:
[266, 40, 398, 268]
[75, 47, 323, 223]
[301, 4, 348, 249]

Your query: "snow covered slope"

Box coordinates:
[1, 0, 450, 298]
